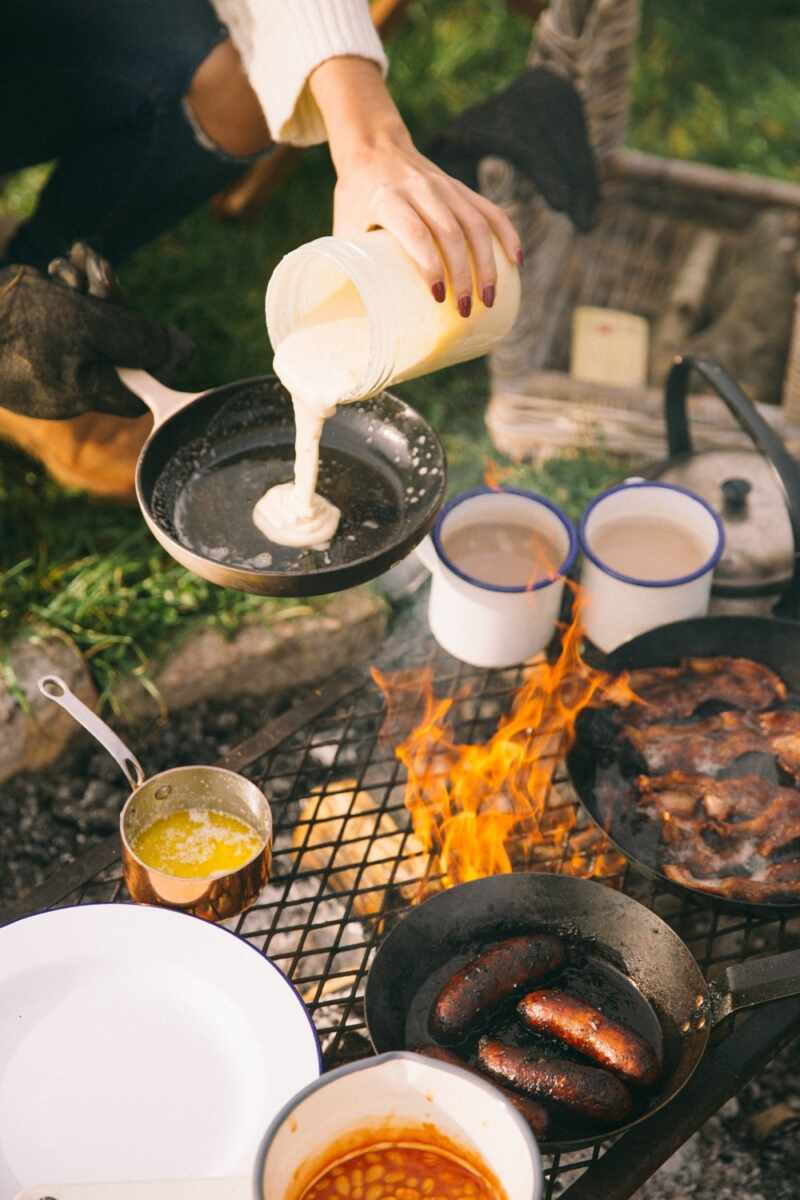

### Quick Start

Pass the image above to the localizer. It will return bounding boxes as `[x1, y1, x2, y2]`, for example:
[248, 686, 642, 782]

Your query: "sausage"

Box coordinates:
[430, 934, 565, 1044]
[518, 989, 661, 1088]
[414, 1044, 551, 1138]
[477, 1038, 633, 1125]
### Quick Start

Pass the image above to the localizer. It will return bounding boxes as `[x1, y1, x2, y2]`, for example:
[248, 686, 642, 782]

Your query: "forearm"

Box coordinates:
[309, 55, 411, 172]
[309, 50, 521, 307]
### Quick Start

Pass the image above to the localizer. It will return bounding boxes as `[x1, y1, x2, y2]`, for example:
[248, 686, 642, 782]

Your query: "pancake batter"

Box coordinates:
[253, 315, 369, 548]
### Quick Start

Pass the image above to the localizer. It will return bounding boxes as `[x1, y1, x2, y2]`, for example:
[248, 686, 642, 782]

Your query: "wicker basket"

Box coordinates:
[485, 0, 800, 461]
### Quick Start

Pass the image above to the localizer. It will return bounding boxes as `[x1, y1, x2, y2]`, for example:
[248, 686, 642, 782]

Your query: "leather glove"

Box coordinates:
[0, 242, 192, 419]
[427, 65, 600, 233]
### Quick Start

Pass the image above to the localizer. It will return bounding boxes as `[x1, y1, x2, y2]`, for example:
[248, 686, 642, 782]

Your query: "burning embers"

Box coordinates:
[583, 656, 800, 903]
[373, 603, 628, 890]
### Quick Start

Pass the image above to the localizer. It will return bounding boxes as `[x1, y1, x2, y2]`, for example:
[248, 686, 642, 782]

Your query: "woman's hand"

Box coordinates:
[310, 57, 522, 317]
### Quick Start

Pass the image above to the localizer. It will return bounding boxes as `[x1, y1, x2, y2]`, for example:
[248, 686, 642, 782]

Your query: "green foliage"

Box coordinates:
[0, 446, 322, 706]
[3, 0, 799, 696]
[386, 0, 530, 143]
[631, 0, 800, 177]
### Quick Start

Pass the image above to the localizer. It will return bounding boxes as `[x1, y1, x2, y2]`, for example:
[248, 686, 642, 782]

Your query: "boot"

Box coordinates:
[0, 405, 152, 501]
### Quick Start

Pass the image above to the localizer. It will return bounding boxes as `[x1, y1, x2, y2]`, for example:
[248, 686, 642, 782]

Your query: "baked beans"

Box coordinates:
[299, 1144, 499, 1200]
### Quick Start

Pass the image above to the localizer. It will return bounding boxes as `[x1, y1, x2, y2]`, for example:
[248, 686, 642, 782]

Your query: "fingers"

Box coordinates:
[334, 149, 523, 317]
[48, 257, 84, 292]
[459, 184, 523, 268]
[70, 243, 118, 300]
[47, 243, 119, 299]
[378, 180, 517, 317]
[84, 252, 116, 300]
[371, 189, 447, 300]
[408, 181, 479, 315]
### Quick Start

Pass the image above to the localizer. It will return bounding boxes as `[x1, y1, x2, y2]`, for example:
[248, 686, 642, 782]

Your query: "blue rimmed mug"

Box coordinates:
[416, 486, 578, 668]
[579, 480, 725, 653]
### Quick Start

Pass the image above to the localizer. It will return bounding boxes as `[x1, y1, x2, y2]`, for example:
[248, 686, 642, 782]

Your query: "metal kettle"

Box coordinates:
[647, 355, 800, 618]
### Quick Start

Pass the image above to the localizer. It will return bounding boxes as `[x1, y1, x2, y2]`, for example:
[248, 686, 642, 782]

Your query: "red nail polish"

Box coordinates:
[458, 294, 472, 319]
[516, 248, 524, 266]
[432, 281, 446, 303]
[482, 285, 495, 309]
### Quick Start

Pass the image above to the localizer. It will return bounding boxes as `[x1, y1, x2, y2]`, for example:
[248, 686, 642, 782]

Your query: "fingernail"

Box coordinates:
[432, 281, 446, 303]
[482, 285, 495, 309]
[458, 294, 472, 319]
[516, 248, 524, 266]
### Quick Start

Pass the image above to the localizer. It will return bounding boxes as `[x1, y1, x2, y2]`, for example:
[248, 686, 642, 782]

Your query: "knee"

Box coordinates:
[187, 39, 272, 159]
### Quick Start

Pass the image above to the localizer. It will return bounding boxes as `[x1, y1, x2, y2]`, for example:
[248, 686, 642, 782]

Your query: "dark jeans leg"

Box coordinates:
[7, 102, 259, 269]
[2, 0, 265, 269]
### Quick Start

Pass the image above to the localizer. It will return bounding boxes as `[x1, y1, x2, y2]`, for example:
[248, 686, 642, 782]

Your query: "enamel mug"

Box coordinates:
[579, 480, 725, 653]
[256, 1051, 543, 1200]
[416, 487, 578, 668]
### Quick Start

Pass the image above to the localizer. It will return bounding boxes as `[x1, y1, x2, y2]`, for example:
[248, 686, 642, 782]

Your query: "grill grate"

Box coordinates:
[8, 631, 800, 1198]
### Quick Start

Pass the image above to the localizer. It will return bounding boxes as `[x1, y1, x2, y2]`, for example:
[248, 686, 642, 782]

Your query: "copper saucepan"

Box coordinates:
[38, 675, 272, 921]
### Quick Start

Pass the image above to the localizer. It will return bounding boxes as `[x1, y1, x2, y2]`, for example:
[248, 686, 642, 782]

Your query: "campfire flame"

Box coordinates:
[373, 594, 634, 891]
[484, 458, 514, 491]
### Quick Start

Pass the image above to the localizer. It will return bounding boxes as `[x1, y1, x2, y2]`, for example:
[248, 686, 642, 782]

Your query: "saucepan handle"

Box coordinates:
[710, 946, 800, 1026]
[665, 354, 800, 615]
[37, 675, 146, 791]
[117, 367, 206, 429]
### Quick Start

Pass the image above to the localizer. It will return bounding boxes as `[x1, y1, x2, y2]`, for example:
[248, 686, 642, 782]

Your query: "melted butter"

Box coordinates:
[132, 808, 263, 878]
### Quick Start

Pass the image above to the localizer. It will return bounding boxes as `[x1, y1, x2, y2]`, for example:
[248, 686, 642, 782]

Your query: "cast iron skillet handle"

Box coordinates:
[116, 367, 206, 429]
[710, 946, 800, 1025]
[665, 354, 800, 615]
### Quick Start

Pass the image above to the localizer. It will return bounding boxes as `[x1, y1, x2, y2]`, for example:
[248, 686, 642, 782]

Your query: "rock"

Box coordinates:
[213, 711, 238, 733]
[88, 750, 124, 783]
[750, 1103, 797, 1143]
[0, 633, 98, 784]
[109, 587, 388, 723]
[79, 778, 114, 808]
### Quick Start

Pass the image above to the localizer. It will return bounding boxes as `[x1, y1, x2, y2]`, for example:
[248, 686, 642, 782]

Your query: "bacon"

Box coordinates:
[663, 863, 800, 902]
[625, 711, 765, 775]
[617, 657, 785, 725]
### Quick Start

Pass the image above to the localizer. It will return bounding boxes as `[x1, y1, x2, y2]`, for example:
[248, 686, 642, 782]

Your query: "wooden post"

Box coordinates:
[650, 231, 720, 384]
[783, 293, 800, 423]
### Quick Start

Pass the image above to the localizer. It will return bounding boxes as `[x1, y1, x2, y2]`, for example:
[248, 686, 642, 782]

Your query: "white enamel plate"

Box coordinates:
[0, 904, 321, 1196]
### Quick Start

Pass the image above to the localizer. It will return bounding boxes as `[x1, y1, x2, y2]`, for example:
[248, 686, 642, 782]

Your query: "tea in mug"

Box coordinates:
[444, 520, 561, 588]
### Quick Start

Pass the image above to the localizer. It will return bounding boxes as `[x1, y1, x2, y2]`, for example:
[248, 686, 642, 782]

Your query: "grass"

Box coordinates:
[2, 0, 800, 701]
[0, 443, 327, 703]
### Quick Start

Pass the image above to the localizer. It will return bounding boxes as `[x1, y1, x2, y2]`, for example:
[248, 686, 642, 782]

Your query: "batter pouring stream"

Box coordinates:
[253, 315, 369, 548]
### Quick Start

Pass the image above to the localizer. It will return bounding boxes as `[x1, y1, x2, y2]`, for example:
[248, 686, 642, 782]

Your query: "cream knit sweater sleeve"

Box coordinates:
[211, 0, 389, 147]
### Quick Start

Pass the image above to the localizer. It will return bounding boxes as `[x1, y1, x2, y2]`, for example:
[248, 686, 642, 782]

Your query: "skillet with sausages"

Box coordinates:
[422, 932, 663, 1140]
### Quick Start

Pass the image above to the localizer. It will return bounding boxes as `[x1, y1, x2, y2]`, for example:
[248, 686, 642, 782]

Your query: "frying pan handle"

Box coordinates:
[117, 367, 205, 429]
[415, 535, 439, 573]
[665, 354, 800, 616]
[711, 947, 800, 1025]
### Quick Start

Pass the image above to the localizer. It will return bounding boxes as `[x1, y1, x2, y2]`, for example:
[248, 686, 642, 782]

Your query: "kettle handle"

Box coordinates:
[665, 354, 800, 616]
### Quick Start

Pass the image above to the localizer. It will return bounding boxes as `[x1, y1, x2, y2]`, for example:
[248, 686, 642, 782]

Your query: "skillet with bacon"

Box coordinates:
[587, 656, 800, 904]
